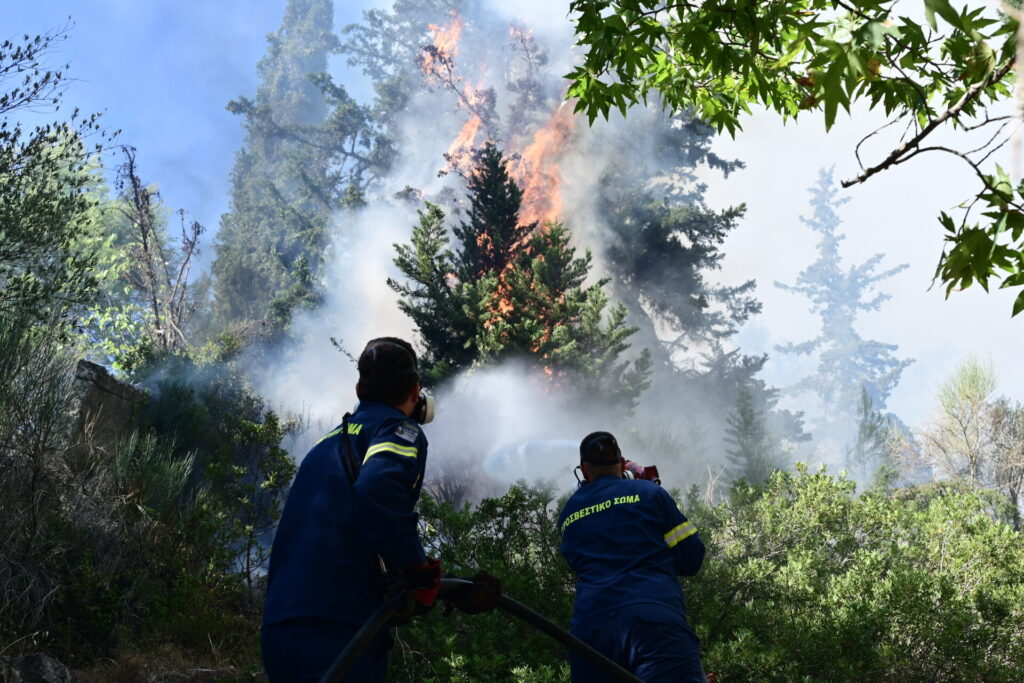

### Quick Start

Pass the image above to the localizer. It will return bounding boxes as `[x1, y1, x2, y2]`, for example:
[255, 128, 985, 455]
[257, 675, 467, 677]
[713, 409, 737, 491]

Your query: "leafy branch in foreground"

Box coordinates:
[567, 0, 1024, 315]
[0, 26, 110, 328]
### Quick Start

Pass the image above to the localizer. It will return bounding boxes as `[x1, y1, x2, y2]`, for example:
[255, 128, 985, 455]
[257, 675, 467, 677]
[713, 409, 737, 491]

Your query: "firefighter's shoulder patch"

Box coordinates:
[393, 420, 420, 444]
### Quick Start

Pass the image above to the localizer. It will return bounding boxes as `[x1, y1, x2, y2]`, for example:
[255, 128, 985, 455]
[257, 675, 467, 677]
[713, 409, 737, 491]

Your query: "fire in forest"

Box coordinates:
[421, 13, 574, 228]
[420, 14, 463, 75]
[510, 104, 576, 227]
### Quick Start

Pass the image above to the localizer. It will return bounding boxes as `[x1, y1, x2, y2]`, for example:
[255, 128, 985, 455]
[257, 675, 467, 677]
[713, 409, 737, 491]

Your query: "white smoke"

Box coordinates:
[251, 0, 743, 498]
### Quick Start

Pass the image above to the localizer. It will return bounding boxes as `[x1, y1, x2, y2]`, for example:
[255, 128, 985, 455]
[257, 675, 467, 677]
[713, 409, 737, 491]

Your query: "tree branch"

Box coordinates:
[842, 59, 1015, 189]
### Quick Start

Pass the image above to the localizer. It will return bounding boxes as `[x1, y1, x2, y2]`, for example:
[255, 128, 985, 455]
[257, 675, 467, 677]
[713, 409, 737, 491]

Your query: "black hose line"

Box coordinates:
[485, 588, 643, 683]
[319, 578, 642, 683]
[319, 589, 410, 683]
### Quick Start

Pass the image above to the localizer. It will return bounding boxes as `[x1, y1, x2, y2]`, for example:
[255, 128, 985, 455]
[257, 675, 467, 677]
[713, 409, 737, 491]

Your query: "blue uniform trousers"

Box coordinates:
[261, 618, 392, 682]
[570, 604, 706, 683]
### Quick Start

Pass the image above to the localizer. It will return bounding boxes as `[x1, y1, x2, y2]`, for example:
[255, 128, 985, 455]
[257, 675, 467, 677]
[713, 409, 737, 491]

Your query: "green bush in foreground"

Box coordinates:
[397, 471, 1023, 682]
[393, 484, 574, 682]
[689, 467, 1024, 682]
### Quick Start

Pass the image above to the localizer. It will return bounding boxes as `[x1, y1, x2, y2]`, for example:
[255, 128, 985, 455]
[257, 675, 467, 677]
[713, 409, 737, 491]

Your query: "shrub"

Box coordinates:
[688, 467, 1024, 681]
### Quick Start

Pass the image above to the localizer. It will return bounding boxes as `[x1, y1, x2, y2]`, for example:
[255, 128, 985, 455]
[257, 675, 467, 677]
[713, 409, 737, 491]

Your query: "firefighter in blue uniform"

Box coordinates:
[559, 431, 706, 683]
[261, 337, 441, 682]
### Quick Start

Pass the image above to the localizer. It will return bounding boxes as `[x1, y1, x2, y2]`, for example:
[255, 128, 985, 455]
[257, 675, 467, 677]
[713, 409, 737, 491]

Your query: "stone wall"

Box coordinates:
[66, 360, 145, 455]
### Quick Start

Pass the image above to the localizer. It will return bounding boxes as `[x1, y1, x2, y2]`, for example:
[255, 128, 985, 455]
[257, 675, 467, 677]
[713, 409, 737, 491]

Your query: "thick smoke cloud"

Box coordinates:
[254, 0, 743, 497]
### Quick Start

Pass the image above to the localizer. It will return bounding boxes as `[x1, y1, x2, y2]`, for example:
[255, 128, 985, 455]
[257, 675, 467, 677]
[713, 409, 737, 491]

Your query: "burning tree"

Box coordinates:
[338, 0, 804, 460]
[390, 142, 651, 408]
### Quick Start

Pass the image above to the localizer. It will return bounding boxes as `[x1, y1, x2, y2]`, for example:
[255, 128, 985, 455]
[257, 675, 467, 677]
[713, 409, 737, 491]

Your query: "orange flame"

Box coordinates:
[510, 105, 576, 227]
[421, 15, 464, 76]
[443, 82, 491, 172]
[430, 16, 463, 56]
[446, 114, 482, 168]
[475, 106, 577, 339]
[427, 16, 578, 364]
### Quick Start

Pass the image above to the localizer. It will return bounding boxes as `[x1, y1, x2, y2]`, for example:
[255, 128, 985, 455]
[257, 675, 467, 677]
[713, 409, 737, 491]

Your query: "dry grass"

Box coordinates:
[75, 643, 264, 683]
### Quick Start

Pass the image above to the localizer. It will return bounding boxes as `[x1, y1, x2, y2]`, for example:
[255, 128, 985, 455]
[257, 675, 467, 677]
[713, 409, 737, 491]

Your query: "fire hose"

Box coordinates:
[319, 577, 643, 683]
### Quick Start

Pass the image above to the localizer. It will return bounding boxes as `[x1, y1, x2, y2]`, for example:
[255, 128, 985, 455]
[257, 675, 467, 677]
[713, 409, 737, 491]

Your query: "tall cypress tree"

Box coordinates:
[776, 168, 913, 433]
[211, 0, 338, 334]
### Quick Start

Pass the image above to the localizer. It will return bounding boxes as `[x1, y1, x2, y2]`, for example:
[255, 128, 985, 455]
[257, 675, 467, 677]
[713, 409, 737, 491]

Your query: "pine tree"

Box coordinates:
[340, 2, 797, 446]
[390, 202, 474, 381]
[212, 0, 393, 336]
[591, 116, 810, 450]
[212, 0, 337, 333]
[776, 168, 913, 433]
[846, 387, 893, 486]
[724, 383, 783, 485]
[390, 143, 650, 407]
[476, 223, 653, 408]
[453, 143, 535, 280]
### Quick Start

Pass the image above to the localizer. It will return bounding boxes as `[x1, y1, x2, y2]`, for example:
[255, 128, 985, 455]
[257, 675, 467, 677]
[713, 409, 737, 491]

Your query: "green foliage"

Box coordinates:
[911, 356, 996, 483]
[135, 350, 297, 606]
[453, 143, 536, 281]
[112, 432, 196, 522]
[724, 383, 789, 485]
[846, 387, 895, 487]
[0, 28, 263, 668]
[77, 150, 207, 374]
[212, 0, 336, 333]
[390, 143, 651, 408]
[602, 189, 758, 349]
[0, 314, 247, 665]
[391, 202, 475, 380]
[936, 166, 1024, 316]
[684, 347, 811, 465]
[395, 473, 1024, 681]
[0, 29, 107, 329]
[393, 485, 575, 681]
[687, 467, 1024, 681]
[568, 0, 1024, 315]
[901, 357, 1024, 530]
[213, 0, 395, 335]
[585, 116, 802, 450]
[0, 315, 79, 641]
[568, 0, 1013, 132]
[989, 396, 1024, 530]
[476, 224, 653, 409]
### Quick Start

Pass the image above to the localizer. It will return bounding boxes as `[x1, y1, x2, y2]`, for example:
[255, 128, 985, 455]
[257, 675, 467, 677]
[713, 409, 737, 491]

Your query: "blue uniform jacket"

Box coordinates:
[262, 401, 428, 628]
[559, 475, 705, 627]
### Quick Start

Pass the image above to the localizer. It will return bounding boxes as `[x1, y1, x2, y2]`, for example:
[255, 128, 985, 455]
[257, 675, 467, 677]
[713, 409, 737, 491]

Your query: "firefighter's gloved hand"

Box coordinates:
[405, 557, 442, 614]
[444, 570, 502, 615]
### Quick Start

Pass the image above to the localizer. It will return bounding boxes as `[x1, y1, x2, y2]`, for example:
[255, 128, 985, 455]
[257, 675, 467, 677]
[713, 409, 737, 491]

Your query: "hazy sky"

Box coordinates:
[7, 0, 1021, 427]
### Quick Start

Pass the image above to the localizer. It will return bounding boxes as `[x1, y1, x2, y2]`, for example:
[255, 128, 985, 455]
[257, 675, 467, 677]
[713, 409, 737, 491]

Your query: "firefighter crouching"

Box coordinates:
[559, 432, 707, 682]
[261, 337, 440, 682]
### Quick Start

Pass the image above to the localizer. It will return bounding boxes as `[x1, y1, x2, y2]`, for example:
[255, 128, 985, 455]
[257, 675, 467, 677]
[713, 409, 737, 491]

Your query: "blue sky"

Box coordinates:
[6, 1, 365, 259]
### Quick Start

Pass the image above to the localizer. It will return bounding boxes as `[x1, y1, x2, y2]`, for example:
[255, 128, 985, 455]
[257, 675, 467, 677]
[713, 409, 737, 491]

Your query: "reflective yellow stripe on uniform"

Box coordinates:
[664, 521, 697, 548]
[317, 422, 362, 444]
[318, 427, 342, 444]
[363, 441, 418, 464]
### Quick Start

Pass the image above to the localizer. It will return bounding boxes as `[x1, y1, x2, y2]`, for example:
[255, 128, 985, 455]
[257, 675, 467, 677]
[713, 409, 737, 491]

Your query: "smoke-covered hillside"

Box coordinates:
[2, 1, 1023, 680]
